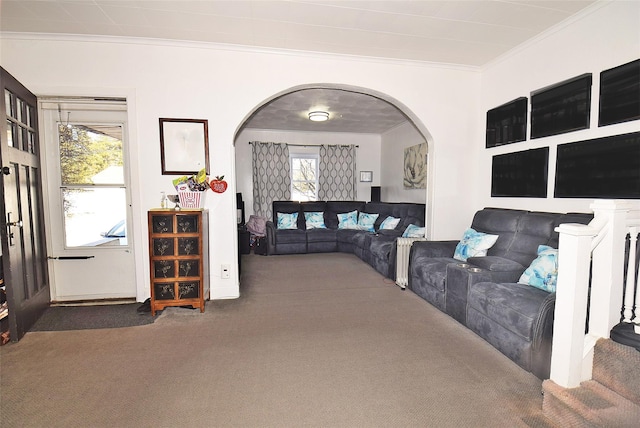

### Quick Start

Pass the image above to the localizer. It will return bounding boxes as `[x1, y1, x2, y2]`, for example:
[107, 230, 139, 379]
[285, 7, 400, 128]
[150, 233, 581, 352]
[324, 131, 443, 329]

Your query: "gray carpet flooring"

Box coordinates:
[0, 253, 552, 427]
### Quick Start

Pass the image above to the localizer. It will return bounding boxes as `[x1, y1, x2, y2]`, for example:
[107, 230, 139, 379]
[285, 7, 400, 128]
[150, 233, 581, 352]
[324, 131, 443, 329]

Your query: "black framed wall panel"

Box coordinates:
[599, 59, 640, 127]
[486, 97, 528, 148]
[531, 74, 592, 139]
[555, 131, 640, 198]
[491, 147, 549, 197]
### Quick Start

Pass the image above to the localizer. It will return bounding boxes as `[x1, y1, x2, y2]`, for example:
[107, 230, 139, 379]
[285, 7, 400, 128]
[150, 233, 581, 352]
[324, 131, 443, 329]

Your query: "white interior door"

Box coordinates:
[40, 99, 136, 301]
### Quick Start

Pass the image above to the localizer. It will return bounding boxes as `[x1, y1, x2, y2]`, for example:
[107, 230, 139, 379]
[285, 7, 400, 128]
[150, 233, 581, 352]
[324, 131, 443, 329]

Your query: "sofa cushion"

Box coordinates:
[380, 216, 401, 230]
[403, 224, 425, 238]
[357, 212, 379, 232]
[337, 210, 358, 229]
[304, 212, 326, 229]
[306, 228, 336, 243]
[504, 212, 558, 268]
[277, 212, 299, 230]
[325, 201, 366, 229]
[468, 281, 550, 342]
[518, 245, 558, 292]
[471, 208, 525, 259]
[453, 228, 499, 261]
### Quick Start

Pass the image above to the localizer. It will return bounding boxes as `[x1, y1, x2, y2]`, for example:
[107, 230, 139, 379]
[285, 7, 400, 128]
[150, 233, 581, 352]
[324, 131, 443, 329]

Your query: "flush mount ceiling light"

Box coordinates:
[308, 111, 329, 122]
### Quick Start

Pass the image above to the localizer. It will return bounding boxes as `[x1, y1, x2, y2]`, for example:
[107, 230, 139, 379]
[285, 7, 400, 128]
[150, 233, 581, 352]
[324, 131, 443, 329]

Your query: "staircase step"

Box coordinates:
[593, 338, 640, 404]
[543, 379, 640, 427]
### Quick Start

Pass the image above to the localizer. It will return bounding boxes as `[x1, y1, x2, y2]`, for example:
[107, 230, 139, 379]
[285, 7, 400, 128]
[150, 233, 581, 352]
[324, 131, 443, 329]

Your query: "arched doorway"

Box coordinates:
[233, 83, 435, 238]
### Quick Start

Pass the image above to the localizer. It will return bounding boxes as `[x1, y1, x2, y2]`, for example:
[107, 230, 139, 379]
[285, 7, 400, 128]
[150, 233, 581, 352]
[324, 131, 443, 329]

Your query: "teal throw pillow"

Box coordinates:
[380, 216, 401, 230]
[337, 210, 358, 229]
[357, 212, 379, 232]
[518, 245, 559, 292]
[277, 212, 298, 230]
[453, 228, 499, 261]
[304, 212, 326, 229]
[402, 224, 425, 238]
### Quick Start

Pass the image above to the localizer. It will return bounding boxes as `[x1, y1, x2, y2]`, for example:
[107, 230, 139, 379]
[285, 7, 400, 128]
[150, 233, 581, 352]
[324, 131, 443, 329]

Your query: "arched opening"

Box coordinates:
[233, 83, 435, 238]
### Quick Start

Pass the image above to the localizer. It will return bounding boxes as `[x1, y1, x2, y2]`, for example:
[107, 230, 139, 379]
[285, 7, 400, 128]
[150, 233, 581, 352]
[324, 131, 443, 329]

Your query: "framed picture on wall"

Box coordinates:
[159, 118, 209, 175]
[360, 171, 373, 182]
[404, 143, 427, 189]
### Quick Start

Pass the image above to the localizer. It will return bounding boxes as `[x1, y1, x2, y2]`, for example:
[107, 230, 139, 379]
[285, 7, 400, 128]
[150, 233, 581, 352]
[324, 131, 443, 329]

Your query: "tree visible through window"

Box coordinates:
[290, 154, 318, 201]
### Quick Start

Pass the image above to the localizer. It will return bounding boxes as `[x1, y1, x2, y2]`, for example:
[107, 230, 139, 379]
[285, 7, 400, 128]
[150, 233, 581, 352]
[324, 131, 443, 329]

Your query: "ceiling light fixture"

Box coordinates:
[308, 111, 329, 122]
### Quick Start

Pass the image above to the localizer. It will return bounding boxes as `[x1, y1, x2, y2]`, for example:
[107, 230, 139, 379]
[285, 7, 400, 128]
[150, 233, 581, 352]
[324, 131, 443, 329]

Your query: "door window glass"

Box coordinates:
[58, 123, 127, 247]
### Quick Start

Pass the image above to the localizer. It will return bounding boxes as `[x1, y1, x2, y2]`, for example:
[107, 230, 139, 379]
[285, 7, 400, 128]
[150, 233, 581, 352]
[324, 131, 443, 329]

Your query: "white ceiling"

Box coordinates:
[0, 0, 598, 134]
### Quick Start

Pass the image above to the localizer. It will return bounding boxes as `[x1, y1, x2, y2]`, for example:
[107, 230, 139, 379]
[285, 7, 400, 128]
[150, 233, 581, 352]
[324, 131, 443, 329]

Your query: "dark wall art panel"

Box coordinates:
[531, 74, 592, 139]
[555, 131, 640, 198]
[491, 147, 549, 198]
[486, 97, 528, 148]
[599, 59, 640, 127]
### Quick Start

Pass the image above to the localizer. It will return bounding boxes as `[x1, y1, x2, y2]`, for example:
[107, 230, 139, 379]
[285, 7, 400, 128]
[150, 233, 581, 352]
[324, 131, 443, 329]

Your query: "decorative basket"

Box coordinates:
[177, 189, 206, 209]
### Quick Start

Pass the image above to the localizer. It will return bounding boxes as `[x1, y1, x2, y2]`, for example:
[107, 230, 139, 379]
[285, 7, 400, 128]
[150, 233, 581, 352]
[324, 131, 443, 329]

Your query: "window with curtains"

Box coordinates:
[251, 141, 356, 218]
[290, 153, 318, 201]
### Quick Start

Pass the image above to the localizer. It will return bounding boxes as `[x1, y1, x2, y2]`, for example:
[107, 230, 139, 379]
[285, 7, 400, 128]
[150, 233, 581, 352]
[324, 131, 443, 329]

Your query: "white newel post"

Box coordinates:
[588, 200, 629, 339]
[550, 223, 596, 388]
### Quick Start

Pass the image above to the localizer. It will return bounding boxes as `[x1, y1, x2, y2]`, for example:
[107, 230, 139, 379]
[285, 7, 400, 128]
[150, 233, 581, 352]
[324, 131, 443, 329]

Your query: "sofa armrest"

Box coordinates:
[265, 221, 277, 255]
[376, 229, 402, 238]
[531, 292, 556, 379]
[466, 256, 525, 283]
[411, 240, 458, 258]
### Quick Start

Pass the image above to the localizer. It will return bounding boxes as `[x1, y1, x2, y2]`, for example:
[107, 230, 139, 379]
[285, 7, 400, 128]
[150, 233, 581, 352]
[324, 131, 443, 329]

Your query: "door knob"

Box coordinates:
[7, 213, 22, 228]
[8, 220, 23, 228]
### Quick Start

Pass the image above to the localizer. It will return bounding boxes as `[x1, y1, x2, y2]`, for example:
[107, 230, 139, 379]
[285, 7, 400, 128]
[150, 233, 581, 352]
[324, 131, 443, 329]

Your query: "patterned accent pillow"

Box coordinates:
[453, 228, 499, 261]
[518, 245, 559, 292]
[402, 224, 425, 238]
[380, 216, 401, 230]
[304, 212, 326, 229]
[357, 212, 379, 232]
[337, 210, 358, 229]
[276, 212, 298, 230]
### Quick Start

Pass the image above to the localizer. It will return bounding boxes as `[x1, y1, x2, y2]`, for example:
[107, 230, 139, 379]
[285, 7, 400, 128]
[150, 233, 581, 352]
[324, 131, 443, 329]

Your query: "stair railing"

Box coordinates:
[622, 220, 640, 331]
[550, 200, 640, 388]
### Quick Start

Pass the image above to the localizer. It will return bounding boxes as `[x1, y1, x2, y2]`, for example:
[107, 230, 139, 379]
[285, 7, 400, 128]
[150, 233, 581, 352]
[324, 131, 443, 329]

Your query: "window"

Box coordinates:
[290, 153, 318, 201]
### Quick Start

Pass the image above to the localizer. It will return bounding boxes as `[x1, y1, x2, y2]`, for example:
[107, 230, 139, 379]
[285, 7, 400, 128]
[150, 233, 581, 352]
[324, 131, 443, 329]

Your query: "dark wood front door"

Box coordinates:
[1, 67, 50, 342]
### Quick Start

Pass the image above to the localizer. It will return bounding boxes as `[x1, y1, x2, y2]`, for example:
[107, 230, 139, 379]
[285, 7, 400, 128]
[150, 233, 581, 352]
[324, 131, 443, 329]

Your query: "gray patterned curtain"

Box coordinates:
[251, 142, 291, 219]
[318, 144, 357, 200]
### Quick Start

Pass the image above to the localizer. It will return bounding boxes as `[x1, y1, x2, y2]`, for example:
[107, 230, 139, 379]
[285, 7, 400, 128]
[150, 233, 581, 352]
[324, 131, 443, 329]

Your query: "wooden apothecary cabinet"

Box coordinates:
[148, 209, 209, 315]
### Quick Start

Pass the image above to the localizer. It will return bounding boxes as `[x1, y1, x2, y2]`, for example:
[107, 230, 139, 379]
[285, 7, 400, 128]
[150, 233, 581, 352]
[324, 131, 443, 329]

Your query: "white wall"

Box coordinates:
[380, 122, 427, 203]
[235, 128, 381, 218]
[477, 1, 640, 214]
[1, 34, 480, 300]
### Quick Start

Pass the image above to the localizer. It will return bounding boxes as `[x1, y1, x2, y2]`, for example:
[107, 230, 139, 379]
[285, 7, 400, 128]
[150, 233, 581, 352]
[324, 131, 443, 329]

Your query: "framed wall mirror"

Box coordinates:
[159, 118, 209, 175]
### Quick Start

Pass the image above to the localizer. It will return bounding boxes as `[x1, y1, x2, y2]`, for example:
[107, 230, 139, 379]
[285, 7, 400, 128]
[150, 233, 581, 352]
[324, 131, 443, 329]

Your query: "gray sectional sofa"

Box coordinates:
[408, 207, 592, 379]
[265, 200, 426, 279]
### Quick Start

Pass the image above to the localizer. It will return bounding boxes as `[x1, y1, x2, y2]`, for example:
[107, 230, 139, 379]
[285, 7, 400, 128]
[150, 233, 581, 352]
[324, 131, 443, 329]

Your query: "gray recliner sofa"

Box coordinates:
[408, 207, 592, 379]
[265, 200, 426, 279]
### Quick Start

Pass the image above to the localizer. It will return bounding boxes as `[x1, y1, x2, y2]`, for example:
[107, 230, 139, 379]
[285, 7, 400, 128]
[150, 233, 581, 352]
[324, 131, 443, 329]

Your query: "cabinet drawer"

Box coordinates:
[178, 259, 200, 278]
[153, 260, 175, 279]
[176, 214, 199, 233]
[177, 237, 199, 255]
[151, 215, 174, 234]
[154, 282, 175, 300]
[178, 282, 200, 299]
[152, 238, 175, 256]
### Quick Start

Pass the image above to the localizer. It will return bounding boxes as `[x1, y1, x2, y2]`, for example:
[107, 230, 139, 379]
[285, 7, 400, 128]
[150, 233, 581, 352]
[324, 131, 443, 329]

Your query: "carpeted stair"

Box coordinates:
[542, 338, 640, 427]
